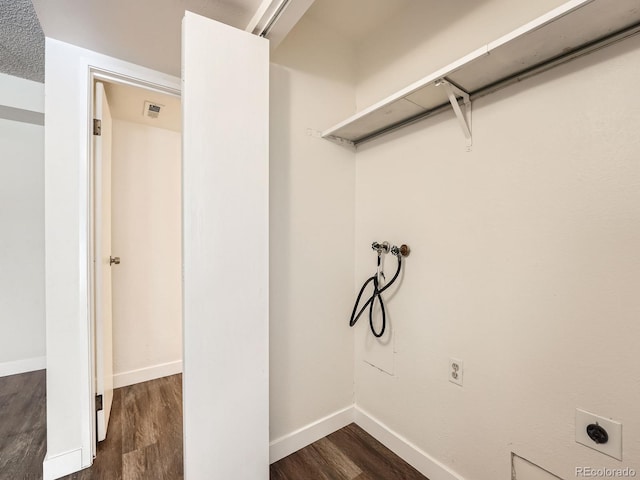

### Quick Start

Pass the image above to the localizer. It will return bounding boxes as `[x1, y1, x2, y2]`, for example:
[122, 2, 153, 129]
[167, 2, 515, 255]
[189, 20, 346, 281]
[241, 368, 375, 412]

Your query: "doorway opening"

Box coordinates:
[89, 72, 183, 465]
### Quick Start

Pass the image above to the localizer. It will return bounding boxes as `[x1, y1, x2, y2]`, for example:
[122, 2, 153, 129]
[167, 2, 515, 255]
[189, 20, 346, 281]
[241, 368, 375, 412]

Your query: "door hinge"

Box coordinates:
[93, 118, 102, 136]
[95, 394, 103, 412]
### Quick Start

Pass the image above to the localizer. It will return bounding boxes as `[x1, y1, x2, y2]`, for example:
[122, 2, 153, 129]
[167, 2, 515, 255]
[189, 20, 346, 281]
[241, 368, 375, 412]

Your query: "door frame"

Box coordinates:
[87, 67, 181, 459]
[43, 39, 183, 479]
[44, 20, 270, 476]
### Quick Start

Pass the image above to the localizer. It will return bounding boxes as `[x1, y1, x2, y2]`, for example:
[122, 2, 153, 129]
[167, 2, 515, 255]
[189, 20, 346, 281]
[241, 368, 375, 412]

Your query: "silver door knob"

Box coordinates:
[110, 256, 120, 265]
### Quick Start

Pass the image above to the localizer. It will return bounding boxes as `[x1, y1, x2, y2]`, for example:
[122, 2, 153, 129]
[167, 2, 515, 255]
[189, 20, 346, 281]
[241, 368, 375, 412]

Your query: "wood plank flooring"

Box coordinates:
[62, 374, 183, 480]
[0, 369, 47, 480]
[270, 423, 428, 480]
[1, 371, 427, 480]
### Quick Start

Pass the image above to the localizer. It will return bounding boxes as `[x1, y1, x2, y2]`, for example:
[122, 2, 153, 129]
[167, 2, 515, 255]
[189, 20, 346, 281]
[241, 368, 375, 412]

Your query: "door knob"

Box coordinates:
[109, 256, 120, 266]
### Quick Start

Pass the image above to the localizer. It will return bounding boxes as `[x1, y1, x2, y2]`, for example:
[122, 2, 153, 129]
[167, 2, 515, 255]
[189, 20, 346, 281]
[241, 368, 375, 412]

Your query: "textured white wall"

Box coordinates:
[111, 119, 182, 385]
[0, 73, 45, 375]
[353, 22, 640, 480]
[270, 15, 356, 442]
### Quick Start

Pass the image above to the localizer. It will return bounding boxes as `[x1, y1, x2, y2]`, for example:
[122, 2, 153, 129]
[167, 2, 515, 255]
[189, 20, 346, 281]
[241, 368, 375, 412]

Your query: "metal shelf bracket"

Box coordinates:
[437, 78, 472, 148]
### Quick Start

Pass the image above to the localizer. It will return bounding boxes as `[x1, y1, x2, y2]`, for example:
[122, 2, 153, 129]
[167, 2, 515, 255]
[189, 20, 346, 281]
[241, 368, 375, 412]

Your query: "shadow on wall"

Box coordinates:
[269, 63, 295, 431]
[267, 53, 358, 443]
[271, 14, 357, 85]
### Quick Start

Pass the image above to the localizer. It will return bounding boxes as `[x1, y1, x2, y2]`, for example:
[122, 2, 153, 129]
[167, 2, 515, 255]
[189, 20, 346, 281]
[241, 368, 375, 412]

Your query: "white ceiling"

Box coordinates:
[31, 0, 265, 77]
[1, 0, 414, 83]
[304, 0, 410, 43]
[104, 81, 181, 132]
[0, 0, 44, 82]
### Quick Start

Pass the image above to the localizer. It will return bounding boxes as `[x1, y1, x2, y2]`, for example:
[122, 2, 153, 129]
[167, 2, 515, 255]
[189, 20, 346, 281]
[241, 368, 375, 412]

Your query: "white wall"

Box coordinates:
[269, 15, 356, 454]
[43, 38, 180, 479]
[111, 119, 182, 387]
[353, 13, 640, 480]
[0, 73, 45, 377]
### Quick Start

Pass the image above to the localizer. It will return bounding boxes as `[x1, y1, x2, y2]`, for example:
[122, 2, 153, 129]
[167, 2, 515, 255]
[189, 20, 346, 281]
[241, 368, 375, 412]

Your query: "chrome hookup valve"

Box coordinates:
[391, 244, 411, 257]
[371, 241, 390, 254]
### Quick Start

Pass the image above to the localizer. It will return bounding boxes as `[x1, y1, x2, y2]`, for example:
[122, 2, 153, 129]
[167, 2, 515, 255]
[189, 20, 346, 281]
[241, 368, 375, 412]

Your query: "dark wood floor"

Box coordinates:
[271, 423, 428, 480]
[1, 371, 426, 480]
[0, 369, 47, 480]
[62, 374, 183, 480]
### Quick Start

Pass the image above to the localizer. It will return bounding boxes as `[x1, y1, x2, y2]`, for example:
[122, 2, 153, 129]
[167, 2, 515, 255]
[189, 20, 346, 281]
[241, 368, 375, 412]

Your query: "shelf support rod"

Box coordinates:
[437, 78, 472, 147]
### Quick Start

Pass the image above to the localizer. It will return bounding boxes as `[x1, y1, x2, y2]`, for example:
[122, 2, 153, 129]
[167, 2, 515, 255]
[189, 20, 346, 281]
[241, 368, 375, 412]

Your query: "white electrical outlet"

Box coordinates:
[449, 358, 463, 386]
[575, 409, 622, 460]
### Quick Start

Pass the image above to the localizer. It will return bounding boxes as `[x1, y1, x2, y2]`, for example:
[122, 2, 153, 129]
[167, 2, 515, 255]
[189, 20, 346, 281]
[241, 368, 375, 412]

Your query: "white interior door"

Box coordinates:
[182, 12, 270, 479]
[94, 81, 114, 442]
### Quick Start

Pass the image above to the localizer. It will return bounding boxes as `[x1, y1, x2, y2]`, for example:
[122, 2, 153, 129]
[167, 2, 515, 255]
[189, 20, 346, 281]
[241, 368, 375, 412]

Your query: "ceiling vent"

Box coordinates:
[143, 101, 163, 119]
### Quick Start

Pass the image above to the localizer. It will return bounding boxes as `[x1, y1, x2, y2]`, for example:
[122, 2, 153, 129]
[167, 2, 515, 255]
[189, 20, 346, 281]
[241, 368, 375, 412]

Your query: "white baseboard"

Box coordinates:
[354, 405, 466, 480]
[0, 356, 46, 377]
[43, 448, 83, 480]
[270, 406, 355, 463]
[113, 360, 182, 388]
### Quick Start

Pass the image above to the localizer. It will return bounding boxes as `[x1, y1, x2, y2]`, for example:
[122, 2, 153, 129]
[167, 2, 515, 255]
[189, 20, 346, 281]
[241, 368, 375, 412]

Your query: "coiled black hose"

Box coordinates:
[349, 253, 402, 337]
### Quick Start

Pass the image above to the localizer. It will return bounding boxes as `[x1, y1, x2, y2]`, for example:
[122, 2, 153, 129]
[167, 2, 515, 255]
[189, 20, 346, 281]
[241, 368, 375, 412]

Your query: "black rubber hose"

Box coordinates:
[349, 254, 402, 337]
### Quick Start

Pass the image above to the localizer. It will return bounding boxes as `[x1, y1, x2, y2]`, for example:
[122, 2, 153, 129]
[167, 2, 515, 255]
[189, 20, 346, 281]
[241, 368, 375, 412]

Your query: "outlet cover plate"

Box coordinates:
[575, 408, 622, 460]
[449, 358, 463, 386]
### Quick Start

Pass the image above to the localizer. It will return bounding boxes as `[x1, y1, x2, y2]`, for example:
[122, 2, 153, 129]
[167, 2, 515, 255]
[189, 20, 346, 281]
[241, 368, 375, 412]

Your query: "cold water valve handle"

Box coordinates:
[371, 241, 390, 254]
